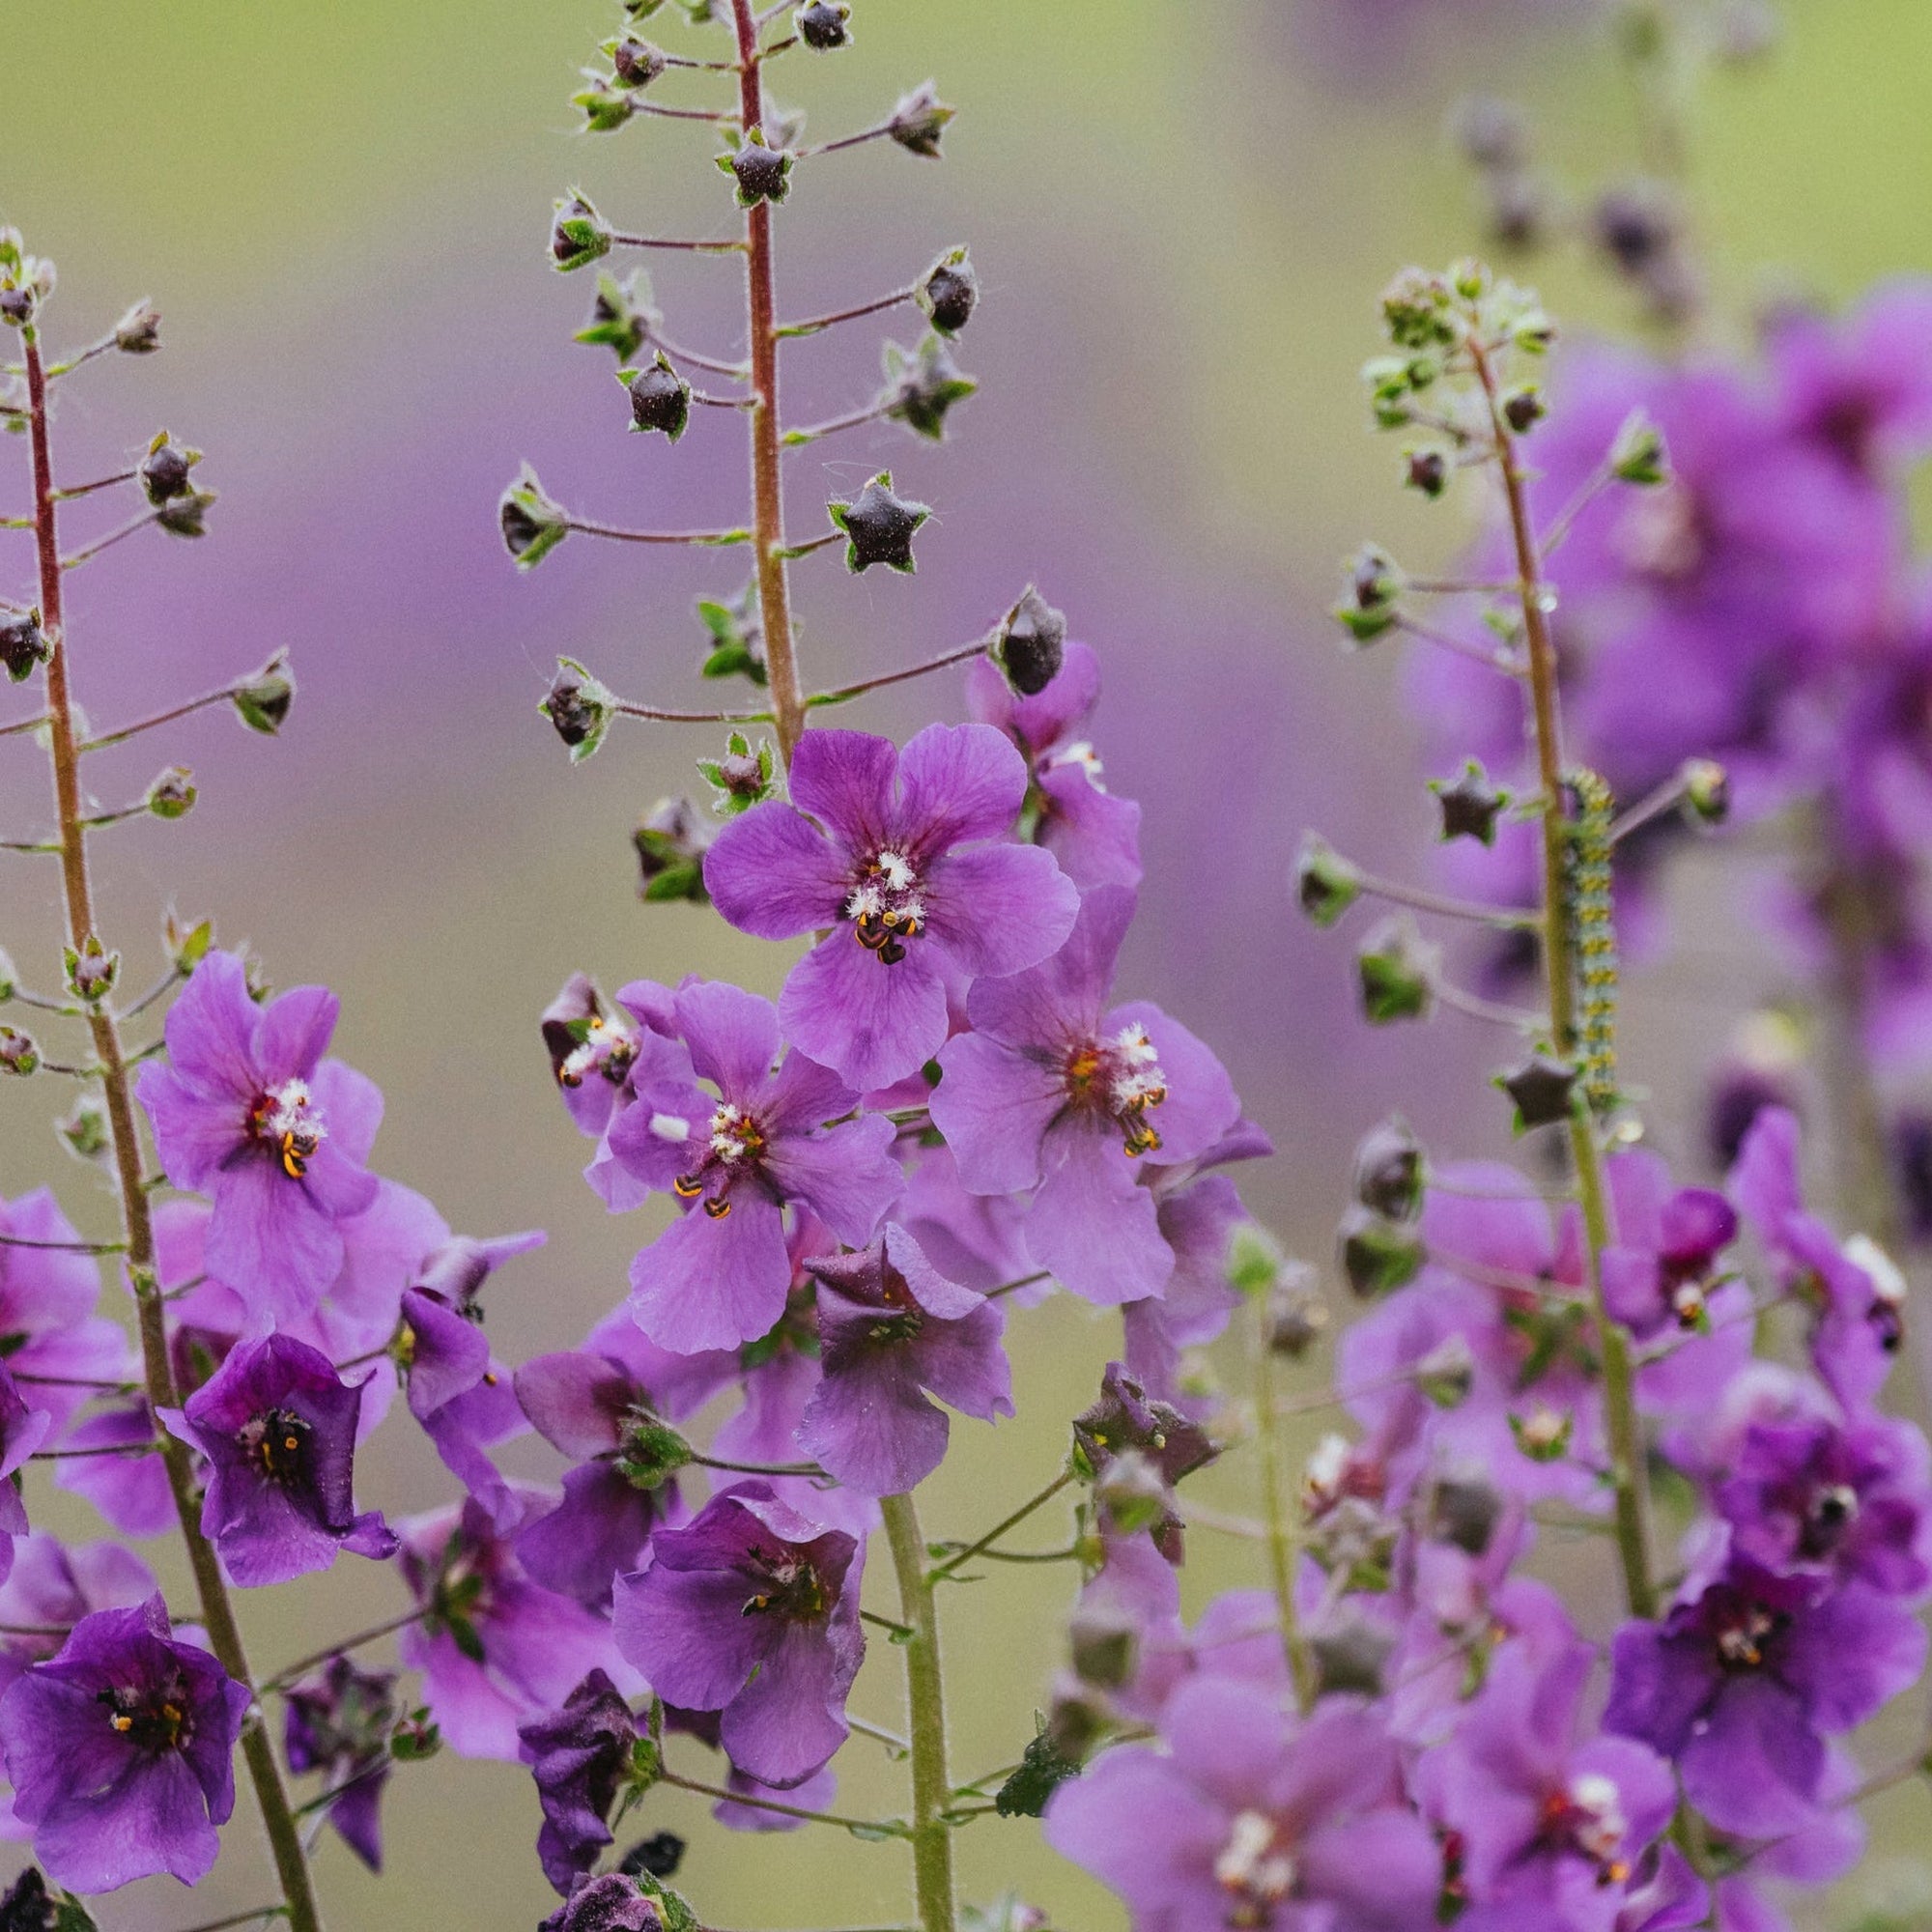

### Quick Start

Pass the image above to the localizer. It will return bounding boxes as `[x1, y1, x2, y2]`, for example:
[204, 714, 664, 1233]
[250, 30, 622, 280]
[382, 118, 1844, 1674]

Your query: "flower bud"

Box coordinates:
[1294, 835, 1360, 927]
[1067, 1600, 1138, 1689]
[828, 471, 928, 574]
[1681, 756, 1729, 826]
[574, 77, 636, 133]
[696, 583, 766, 684]
[1404, 446, 1450, 499]
[156, 487, 214, 538]
[1413, 1335, 1475, 1408]
[576, 269, 661, 363]
[59, 1093, 110, 1163]
[65, 937, 119, 1005]
[1510, 1406, 1573, 1463]
[138, 433, 196, 505]
[1502, 384, 1546, 433]
[1040, 1688, 1107, 1769]
[0, 1027, 40, 1077]
[1337, 1206, 1424, 1298]
[0, 612, 48, 683]
[1352, 1116, 1424, 1221]
[389, 1708, 442, 1763]
[1311, 1615, 1395, 1698]
[610, 36, 669, 86]
[1226, 1221, 1285, 1299]
[797, 1, 852, 49]
[1430, 759, 1509, 845]
[993, 586, 1066, 696]
[1594, 182, 1679, 278]
[499, 465, 570, 569]
[918, 247, 978, 337]
[113, 298, 161, 354]
[1266, 1280, 1329, 1358]
[890, 81, 954, 157]
[1609, 407, 1668, 485]
[1356, 917, 1437, 1023]
[618, 1832, 686, 1880]
[634, 797, 713, 903]
[615, 1414, 696, 1490]
[232, 652, 296, 735]
[145, 766, 197, 820]
[163, 910, 215, 976]
[1498, 1053, 1578, 1131]
[541, 658, 617, 763]
[884, 334, 977, 441]
[1427, 1473, 1503, 1554]
[723, 131, 792, 207]
[1334, 544, 1402, 642]
[1379, 268, 1459, 352]
[1094, 1448, 1168, 1536]
[622, 353, 692, 441]
[551, 191, 613, 272]
[698, 730, 778, 817]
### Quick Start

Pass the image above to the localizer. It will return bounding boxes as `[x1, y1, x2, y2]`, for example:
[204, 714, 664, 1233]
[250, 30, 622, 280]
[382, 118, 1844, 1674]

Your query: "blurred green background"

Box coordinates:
[5, 0, 1932, 1925]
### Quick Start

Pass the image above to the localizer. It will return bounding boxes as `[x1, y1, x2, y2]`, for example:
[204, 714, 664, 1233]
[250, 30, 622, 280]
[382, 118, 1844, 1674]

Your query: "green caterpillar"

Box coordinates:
[1564, 769, 1619, 1117]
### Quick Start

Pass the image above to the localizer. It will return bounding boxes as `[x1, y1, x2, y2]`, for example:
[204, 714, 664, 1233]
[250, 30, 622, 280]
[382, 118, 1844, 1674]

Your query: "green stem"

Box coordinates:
[926, 1468, 1071, 1583]
[1252, 1302, 1318, 1711]
[879, 1492, 955, 1932]
[1472, 334, 1657, 1622]
[21, 324, 327, 1932]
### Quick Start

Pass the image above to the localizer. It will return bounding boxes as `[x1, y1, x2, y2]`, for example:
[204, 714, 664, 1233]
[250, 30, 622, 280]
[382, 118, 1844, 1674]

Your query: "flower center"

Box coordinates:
[1713, 1602, 1780, 1669]
[1065, 1024, 1168, 1156]
[99, 1680, 193, 1755]
[846, 848, 924, 965]
[1213, 1809, 1296, 1926]
[250, 1078, 327, 1180]
[1543, 1772, 1630, 1884]
[1802, 1482, 1859, 1555]
[557, 1012, 640, 1090]
[239, 1406, 313, 1490]
[673, 1103, 767, 1220]
[742, 1551, 828, 1623]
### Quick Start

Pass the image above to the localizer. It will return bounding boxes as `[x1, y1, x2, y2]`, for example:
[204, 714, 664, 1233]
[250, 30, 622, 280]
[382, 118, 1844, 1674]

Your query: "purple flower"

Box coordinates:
[540, 1873, 669, 1932]
[399, 1494, 628, 1760]
[1715, 1405, 1932, 1598]
[1769, 280, 1932, 477]
[1044, 1673, 1439, 1932]
[0, 1595, 249, 1890]
[519, 1667, 641, 1894]
[613, 1481, 864, 1788]
[284, 1654, 399, 1871]
[1072, 1362, 1218, 1565]
[1604, 1552, 1926, 1835]
[51, 1402, 175, 1540]
[0, 1533, 157, 1704]
[1420, 1637, 1675, 1927]
[704, 724, 1081, 1090]
[796, 1224, 1012, 1495]
[400, 1230, 546, 1527]
[135, 952, 382, 1321]
[175, 1332, 396, 1587]
[1730, 1107, 1904, 1406]
[0, 1370, 50, 1587]
[967, 641, 1145, 889]
[0, 1190, 136, 1429]
[606, 980, 901, 1352]
[513, 1330, 705, 1609]
[932, 884, 1240, 1305]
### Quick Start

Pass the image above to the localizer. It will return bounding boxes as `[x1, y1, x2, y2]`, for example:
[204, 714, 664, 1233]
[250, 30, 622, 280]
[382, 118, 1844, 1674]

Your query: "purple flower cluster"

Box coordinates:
[1045, 1102, 1932, 1932]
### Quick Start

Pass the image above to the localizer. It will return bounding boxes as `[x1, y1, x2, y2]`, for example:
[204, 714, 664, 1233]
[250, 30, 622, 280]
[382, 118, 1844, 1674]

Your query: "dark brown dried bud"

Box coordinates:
[994, 586, 1066, 696]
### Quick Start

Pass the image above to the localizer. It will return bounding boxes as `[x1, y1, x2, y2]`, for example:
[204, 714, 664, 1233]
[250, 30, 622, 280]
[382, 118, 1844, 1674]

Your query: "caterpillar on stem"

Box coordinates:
[1564, 767, 1620, 1117]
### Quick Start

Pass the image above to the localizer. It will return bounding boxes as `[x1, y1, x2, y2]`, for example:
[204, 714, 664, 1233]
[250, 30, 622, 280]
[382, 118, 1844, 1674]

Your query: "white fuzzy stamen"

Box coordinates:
[876, 849, 916, 892]
[264, 1079, 327, 1146]
[1846, 1234, 1907, 1310]
[1214, 1811, 1295, 1905]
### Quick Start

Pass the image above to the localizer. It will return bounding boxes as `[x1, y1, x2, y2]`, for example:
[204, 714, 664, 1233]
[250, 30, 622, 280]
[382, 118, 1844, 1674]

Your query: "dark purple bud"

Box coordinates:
[0, 612, 47, 684]
[1428, 1474, 1503, 1555]
[724, 134, 792, 207]
[552, 192, 614, 272]
[1266, 1278, 1328, 1359]
[890, 81, 954, 157]
[611, 37, 668, 86]
[0, 289, 35, 329]
[0, 1867, 59, 1931]
[1502, 384, 1546, 433]
[1352, 1116, 1424, 1221]
[65, 938, 119, 1005]
[145, 766, 197, 821]
[618, 1833, 685, 1881]
[1594, 181, 1678, 275]
[1337, 1205, 1423, 1298]
[1356, 916, 1437, 1023]
[1311, 1613, 1395, 1697]
[0, 1027, 39, 1078]
[1498, 1053, 1578, 1131]
[1295, 835, 1360, 927]
[634, 798, 713, 903]
[918, 247, 978, 336]
[1430, 759, 1510, 845]
[542, 659, 617, 762]
[1404, 446, 1450, 499]
[797, 1, 851, 49]
[884, 334, 977, 441]
[624, 354, 691, 441]
[1067, 1599, 1138, 1689]
[501, 465, 570, 568]
[828, 471, 929, 574]
[139, 436, 195, 505]
[114, 298, 161, 354]
[232, 652, 296, 735]
[994, 586, 1067, 696]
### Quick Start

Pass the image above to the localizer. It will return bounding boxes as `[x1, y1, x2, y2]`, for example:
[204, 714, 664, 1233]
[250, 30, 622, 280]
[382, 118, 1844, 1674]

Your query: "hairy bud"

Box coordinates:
[233, 653, 296, 736]
[113, 298, 161, 354]
[542, 659, 618, 763]
[890, 81, 954, 157]
[551, 191, 614, 272]
[797, 1, 852, 49]
[918, 247, 979, 337]
[0, 612, 48, 684]
[500, 465, 570, 569]
[622, 354, 692, 442]
[145, 766, 198, 821]
[994, 586, 1066, 696]
[724, 131, 792, 207]
[828, 472, 929, 574]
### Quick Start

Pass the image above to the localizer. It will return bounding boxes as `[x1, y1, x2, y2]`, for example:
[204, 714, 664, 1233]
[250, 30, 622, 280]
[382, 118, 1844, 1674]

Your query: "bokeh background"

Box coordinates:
[5, 0, 1932, 1924]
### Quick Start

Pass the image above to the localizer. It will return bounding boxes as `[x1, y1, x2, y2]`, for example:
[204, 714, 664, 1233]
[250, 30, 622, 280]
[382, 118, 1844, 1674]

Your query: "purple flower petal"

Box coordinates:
[704, 799, 851, 939]
[1027, 1135, 1172, 1305]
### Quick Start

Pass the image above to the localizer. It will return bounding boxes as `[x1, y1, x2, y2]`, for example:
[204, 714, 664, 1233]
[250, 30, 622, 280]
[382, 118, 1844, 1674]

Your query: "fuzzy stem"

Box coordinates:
[925, 1468, 1070, 1582]
[1252, 1302, 1318, 1712]
[879, 1492, 955, 1932]
[22, 327, 327, 1932]
[1471, 335, 1657, 1621]
[731, 0, 807, 764]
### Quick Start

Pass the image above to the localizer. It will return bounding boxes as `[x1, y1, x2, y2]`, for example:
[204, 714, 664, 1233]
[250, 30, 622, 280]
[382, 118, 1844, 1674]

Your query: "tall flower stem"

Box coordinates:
[879, 1492, 955, 1932]
[730, 0, 807, 763]
[1471, 337, 1658, 1622]
[1252, 1303, 1317, 1712]
[21, 327, 327, 1932]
